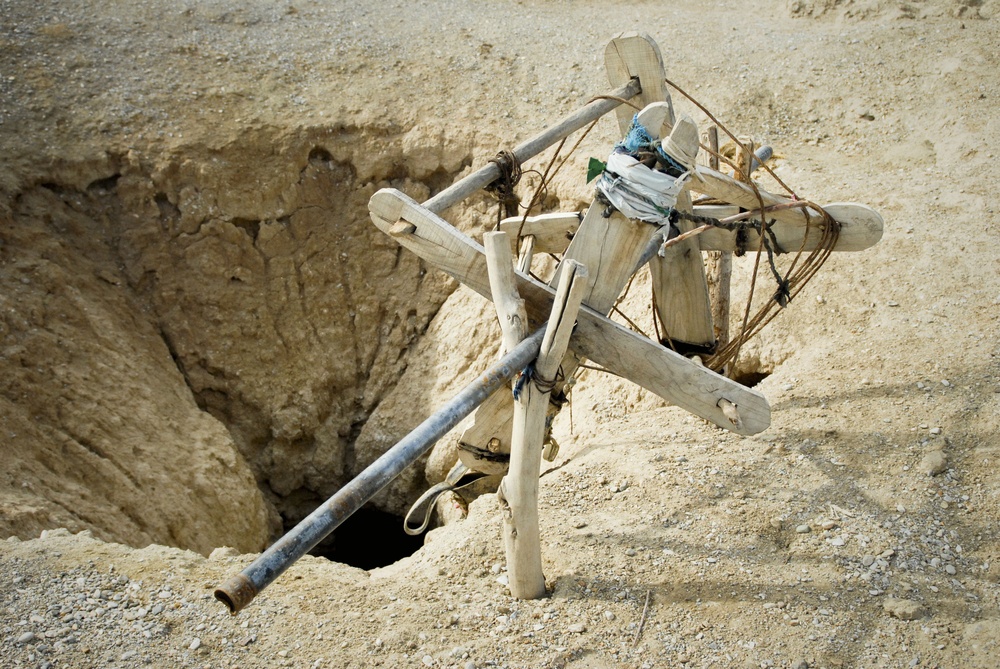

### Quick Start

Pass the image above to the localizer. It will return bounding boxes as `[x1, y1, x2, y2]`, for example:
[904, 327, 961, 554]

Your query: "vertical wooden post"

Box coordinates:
[517, 234, 536, 275]
[499, 259, 588, 599]
[705, 126, 732, 356]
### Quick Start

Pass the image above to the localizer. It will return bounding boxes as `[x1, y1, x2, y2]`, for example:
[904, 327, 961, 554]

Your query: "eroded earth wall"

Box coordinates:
[1, 122, 481, 551]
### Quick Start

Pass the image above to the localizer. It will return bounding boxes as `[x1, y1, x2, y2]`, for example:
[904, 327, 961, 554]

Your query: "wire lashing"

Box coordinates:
[486, 150, 522, 228]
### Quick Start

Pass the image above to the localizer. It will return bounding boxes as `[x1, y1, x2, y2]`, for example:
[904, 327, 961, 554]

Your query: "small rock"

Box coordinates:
[792, 661, 809, 669]
[151, 604, 164, 615]
[918, 450, 947, 476]
[422, 654, 435, 666]
[189, 638, 201, 651]
[121, 650, 138, 660]
[603, 610, 616, 621]
[883, 597, 924, 621]
[829, 536, 846, 547]
[567, 623, 587, 634]
[625, 548, 637, 557]
[209, 546, 240, 561]
[929, 427, 942, 435]
[820, 520, 838, 531]
[795, 524, 811, 534]
[862, 556, 875, 567]
[945, 564, 957, 576]
[571, 518, 587, 529]
[17, 631, 36, 644]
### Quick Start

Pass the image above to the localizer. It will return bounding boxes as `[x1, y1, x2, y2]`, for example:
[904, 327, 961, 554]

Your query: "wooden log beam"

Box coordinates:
[607, 35, 715, 354]
[501, 260, 588, 599]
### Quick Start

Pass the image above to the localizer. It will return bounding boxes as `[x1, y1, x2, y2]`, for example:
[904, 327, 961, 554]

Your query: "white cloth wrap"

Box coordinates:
[596, 152, 690, 224]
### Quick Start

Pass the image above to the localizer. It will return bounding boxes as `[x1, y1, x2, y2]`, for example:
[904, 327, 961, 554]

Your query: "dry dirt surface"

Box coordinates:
[2, 0, 999, 668]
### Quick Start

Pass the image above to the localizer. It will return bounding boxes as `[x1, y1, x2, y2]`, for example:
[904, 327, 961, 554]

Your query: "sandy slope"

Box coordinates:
[2, 1, 999, 667]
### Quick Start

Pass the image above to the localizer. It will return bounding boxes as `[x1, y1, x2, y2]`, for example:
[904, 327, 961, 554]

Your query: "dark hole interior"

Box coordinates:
[309, 507, 425, 570]
[731, 370, 771, 388]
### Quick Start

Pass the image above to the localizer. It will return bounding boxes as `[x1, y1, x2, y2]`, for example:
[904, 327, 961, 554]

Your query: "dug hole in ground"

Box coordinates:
[1, 1, 998, 668]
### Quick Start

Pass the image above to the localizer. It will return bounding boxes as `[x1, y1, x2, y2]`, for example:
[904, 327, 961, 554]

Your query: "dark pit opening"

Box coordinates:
[310, 507, 425, 570]
[731, 369, 771, 388]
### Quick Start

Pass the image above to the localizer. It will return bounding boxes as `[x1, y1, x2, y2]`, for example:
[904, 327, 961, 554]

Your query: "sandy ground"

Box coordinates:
[2, 0, 1000, 668]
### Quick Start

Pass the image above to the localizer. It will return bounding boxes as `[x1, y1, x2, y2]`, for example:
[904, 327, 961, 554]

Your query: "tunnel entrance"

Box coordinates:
[310, 508, 426, 570]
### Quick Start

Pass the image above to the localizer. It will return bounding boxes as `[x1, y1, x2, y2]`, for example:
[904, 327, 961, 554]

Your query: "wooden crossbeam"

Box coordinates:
[498, 198, 884, 255]
[368, 188, 770, 436]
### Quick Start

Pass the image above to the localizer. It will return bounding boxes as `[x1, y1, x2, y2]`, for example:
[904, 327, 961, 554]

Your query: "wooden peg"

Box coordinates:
[718, 399, 742, 429]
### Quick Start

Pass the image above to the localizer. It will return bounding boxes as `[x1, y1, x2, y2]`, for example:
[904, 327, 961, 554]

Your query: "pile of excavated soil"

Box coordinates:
[2, 0, 999, 667]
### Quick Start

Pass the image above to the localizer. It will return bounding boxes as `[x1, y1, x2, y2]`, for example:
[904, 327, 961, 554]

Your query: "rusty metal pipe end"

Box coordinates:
[215, 573, 258, 615]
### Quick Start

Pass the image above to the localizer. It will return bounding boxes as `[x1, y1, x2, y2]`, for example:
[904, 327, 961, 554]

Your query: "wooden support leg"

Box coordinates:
[517, 234, 536, 275]
[706, 126, 733, 360]
[498, 259, 588, 600]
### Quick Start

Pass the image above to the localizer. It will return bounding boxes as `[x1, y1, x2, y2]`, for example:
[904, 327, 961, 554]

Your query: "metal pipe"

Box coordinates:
[750, 145, 773, 173]
[216, 328, 547, 614]
[423, 79, 641, 214]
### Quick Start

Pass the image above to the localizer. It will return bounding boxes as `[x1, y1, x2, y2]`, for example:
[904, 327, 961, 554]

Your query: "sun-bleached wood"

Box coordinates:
[690, 166, 883, 252]
[604, 33, 674, 136]
[368, 188, 770, 435]
[499, 212, 581, 255]
[484, 232, 528, 355]
[459, 200, 663, 466]
[516, 235, 535, 274]
[613, 45, 715, 352]
[501, 260, 588, 599]
[705, 139, 749, 356]
[694, 201, 884, 253]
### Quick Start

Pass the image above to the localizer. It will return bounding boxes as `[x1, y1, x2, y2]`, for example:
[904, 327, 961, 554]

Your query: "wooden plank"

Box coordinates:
[499, 212, 581, 255]
[604, 33, 674, 136]
[500, 204, 883, 254]
[369, 188, 771, 435]
[651, 183, 716, 351]
[694, 201, 884, 253]
[690, 166, 883, 252]
[551, 201, 654, 313]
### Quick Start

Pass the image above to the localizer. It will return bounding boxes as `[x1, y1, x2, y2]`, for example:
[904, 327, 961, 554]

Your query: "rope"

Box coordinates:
[485, 150, 522, 230]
